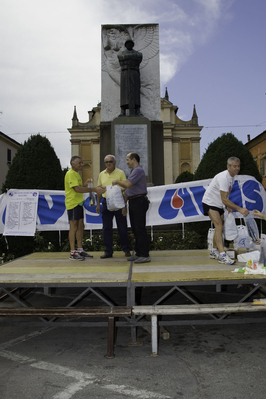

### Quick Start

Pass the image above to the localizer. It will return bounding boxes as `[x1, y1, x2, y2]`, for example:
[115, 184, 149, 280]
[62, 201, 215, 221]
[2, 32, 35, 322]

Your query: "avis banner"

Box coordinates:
[0, 175, 265, 235]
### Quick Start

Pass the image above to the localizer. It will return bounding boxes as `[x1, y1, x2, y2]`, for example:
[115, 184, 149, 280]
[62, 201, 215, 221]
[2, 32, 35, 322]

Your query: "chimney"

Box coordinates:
[247, 134, 250, 142]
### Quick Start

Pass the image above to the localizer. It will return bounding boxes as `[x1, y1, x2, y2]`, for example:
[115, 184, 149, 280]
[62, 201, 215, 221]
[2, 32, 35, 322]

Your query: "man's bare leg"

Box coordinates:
[76, 218, 84, 249]
[69, 220, 79, 251]
[208, 209, 225, 253]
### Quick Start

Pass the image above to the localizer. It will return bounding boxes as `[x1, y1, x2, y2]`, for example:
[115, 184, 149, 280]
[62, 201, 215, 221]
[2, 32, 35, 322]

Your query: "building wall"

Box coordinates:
[245, 131, 266, 188]
[0, 132, 21, 192]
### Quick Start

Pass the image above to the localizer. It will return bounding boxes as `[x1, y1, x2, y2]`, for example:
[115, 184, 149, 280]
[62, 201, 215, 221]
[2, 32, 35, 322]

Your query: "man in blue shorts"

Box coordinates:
[202, 157, 249, 265]
[65, 156, 105, 261]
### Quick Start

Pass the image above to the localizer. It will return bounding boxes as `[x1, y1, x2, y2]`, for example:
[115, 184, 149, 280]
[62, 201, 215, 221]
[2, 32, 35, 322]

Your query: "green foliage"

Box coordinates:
[175, 171, 194, 184]
[2, 134, 64, 192]
[73, 230, 206, 252]
[149, 231, 206, 250]
[194, 133, 262, 182]
[1, 134, 65, 261]
[0, 231, 69, 262]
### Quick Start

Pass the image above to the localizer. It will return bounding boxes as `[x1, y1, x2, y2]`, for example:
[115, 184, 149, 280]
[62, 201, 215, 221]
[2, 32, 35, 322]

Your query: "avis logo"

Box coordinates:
[158, 179, 264, 220]
[159, 186, 205, 219]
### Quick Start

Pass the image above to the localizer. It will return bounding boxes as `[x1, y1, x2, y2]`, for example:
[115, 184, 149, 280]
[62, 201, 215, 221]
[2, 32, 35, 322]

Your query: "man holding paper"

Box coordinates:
[96, 154, 131, 259]
[112, 152, 150, 264]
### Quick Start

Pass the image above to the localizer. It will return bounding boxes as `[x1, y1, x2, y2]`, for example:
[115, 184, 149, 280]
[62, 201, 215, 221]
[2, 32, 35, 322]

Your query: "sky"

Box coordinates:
[0, 0, 265, 169]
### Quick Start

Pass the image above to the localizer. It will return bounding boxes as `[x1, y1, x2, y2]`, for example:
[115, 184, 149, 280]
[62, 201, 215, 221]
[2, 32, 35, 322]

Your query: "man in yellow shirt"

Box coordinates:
[65, 156, 105, 261]
[96, 154, 131, 259]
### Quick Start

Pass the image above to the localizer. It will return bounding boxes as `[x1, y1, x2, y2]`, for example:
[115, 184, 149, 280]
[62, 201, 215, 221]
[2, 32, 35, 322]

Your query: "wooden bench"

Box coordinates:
[0, 306, 131, 358]
[132, 302, 266, 356]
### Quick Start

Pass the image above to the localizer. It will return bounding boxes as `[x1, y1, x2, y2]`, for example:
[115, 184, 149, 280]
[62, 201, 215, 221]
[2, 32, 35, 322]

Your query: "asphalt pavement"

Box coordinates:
[0, 287, 266, 399]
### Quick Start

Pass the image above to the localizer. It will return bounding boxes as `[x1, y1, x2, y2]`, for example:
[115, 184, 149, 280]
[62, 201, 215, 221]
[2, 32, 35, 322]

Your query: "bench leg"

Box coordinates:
[105, 316, 115, 359]
[151, 315, 158, 357]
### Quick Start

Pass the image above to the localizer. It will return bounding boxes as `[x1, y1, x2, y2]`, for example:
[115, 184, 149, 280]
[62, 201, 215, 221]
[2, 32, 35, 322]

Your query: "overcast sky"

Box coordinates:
[1, 0, 265, 170]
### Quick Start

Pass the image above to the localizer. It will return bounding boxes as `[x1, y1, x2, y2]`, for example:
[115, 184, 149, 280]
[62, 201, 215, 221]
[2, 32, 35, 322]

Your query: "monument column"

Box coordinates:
[100, 24, 164, 185]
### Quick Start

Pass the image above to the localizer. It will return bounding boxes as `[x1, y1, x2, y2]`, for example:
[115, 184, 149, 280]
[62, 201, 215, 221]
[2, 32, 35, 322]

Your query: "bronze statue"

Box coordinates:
[117, 39, 143, 116]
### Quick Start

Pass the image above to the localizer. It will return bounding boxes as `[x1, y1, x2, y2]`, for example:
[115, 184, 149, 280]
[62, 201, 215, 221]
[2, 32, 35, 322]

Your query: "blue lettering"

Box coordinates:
[242, 180, 263, 211]
[2, 207, 6, 224]
[38, 195, 66, 224]
[158, 189, 178, 220]
[187, 186, 205, 215]
[229, 181, 242, 210]
[177, 188, 199, 217]
[84, 197, 103, 224]
[159, 186, 206, 220]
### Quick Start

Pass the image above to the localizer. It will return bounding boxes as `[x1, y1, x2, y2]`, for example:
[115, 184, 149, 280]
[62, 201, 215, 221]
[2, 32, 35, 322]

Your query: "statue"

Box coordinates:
[117, 39, 143, 116]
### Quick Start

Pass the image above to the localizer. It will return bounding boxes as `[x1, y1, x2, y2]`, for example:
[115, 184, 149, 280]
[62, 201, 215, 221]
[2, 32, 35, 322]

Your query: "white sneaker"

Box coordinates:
[210, 250, 220, 260]
[69, 252, 85, 261]
[218, 253, 236, 265]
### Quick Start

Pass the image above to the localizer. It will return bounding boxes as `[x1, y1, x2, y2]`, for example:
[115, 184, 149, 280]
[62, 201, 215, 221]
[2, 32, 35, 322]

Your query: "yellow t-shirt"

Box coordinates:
[65, 168, 84, 210]
[98, 168, 126, 198]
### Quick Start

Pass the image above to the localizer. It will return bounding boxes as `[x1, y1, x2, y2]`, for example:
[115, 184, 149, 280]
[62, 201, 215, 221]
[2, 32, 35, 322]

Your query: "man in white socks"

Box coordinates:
[202, 157, 249, 265]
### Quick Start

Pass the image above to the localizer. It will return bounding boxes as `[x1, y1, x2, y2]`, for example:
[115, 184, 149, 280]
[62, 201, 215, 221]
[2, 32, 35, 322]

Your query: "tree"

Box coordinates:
[194, 133, 262, 182]
[187, 133, 262, 248]
[2, 134, 64, 192]
[1, 134, 65, 259]
[175, 171, 194, 184]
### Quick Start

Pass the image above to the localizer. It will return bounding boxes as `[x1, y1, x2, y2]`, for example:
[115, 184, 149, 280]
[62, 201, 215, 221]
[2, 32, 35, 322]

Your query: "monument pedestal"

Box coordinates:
[100, 118, 164, 185]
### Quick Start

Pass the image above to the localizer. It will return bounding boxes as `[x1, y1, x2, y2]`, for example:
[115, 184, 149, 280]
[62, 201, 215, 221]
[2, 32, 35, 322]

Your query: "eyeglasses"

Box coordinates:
[105, 161, 114, 164]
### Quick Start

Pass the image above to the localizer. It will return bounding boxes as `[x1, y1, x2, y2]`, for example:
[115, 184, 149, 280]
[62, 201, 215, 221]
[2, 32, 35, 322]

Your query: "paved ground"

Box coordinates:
[0, 287, 266, 399]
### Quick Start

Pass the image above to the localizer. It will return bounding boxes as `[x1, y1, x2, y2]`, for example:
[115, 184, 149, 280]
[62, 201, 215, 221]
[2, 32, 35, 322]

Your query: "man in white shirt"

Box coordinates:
[202, 157, 249, 265]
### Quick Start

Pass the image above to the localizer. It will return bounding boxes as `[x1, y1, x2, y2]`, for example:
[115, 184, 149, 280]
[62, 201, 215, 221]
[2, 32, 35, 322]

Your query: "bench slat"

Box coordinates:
[0, 306, 131, 318]
[132, 303, 266, 316]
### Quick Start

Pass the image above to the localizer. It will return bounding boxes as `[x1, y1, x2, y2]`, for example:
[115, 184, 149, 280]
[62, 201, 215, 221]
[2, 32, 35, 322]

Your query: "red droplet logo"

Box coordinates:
[172, 191, 184, 209]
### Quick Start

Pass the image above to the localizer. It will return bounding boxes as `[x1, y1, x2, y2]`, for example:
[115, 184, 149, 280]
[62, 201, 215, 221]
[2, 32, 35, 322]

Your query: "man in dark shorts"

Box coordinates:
[202, 157, 249, 265]
[65, 156, 105, 261]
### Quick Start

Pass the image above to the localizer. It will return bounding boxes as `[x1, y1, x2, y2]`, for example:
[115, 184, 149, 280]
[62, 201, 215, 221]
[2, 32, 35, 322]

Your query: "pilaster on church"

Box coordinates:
[68, 104, 101, 183]
[161, 89, 202, 183]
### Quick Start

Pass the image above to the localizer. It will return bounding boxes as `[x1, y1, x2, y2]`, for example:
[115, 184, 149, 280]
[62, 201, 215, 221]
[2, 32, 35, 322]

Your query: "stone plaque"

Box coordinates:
[115, 124, 148, 177]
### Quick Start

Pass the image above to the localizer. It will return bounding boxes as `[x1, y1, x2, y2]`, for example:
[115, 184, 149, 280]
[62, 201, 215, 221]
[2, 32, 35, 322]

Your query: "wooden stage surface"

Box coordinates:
[1, 250, 266, 331]
[0, 250, 265, 286]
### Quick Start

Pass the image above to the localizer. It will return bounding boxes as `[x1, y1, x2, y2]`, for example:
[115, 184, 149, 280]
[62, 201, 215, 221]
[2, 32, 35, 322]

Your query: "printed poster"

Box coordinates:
[4, 190, 39, 236]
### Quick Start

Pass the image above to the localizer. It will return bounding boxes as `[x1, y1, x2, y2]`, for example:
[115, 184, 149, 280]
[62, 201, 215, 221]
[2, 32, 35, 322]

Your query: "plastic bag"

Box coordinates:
[234, 225, 253, 249]
[244, 216, 260, 243]
[224, 210, 238, 241]
[207, 228, 215, 250]
[106, 185, 125, 211]
[259, 237, 266, 267]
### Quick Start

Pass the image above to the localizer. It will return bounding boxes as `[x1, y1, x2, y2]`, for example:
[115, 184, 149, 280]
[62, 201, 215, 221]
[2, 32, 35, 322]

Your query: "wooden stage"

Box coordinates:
[1, 250, 266, 334]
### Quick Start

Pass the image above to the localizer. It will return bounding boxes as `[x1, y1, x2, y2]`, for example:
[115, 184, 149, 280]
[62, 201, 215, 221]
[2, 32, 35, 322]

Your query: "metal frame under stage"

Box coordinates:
[0, 252, 132, 330]
[1, 251, 266, 334]
[127, 250, 266, 342]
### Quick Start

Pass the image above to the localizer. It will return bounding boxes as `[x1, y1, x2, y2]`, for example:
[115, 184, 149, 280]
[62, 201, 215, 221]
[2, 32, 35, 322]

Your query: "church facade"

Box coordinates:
[68, 89, 202, 185]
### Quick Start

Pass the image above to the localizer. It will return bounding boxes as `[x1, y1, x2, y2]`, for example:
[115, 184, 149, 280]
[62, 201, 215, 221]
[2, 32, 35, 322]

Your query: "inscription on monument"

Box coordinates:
[115, 124, 148, 176]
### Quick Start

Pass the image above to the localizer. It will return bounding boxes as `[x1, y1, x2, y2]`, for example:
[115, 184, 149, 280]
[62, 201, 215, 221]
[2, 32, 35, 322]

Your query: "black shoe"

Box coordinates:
[100, 253, 113, 259]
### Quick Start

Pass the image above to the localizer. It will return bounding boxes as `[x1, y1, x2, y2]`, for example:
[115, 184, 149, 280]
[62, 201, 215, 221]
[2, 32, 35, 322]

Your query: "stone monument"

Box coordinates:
[117, 39, 142, 117]
[100, 24, 164, 185]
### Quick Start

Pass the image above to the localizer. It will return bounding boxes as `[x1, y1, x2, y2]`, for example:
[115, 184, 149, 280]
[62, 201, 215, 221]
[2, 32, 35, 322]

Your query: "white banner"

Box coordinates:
[0, 175, 265, 235]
